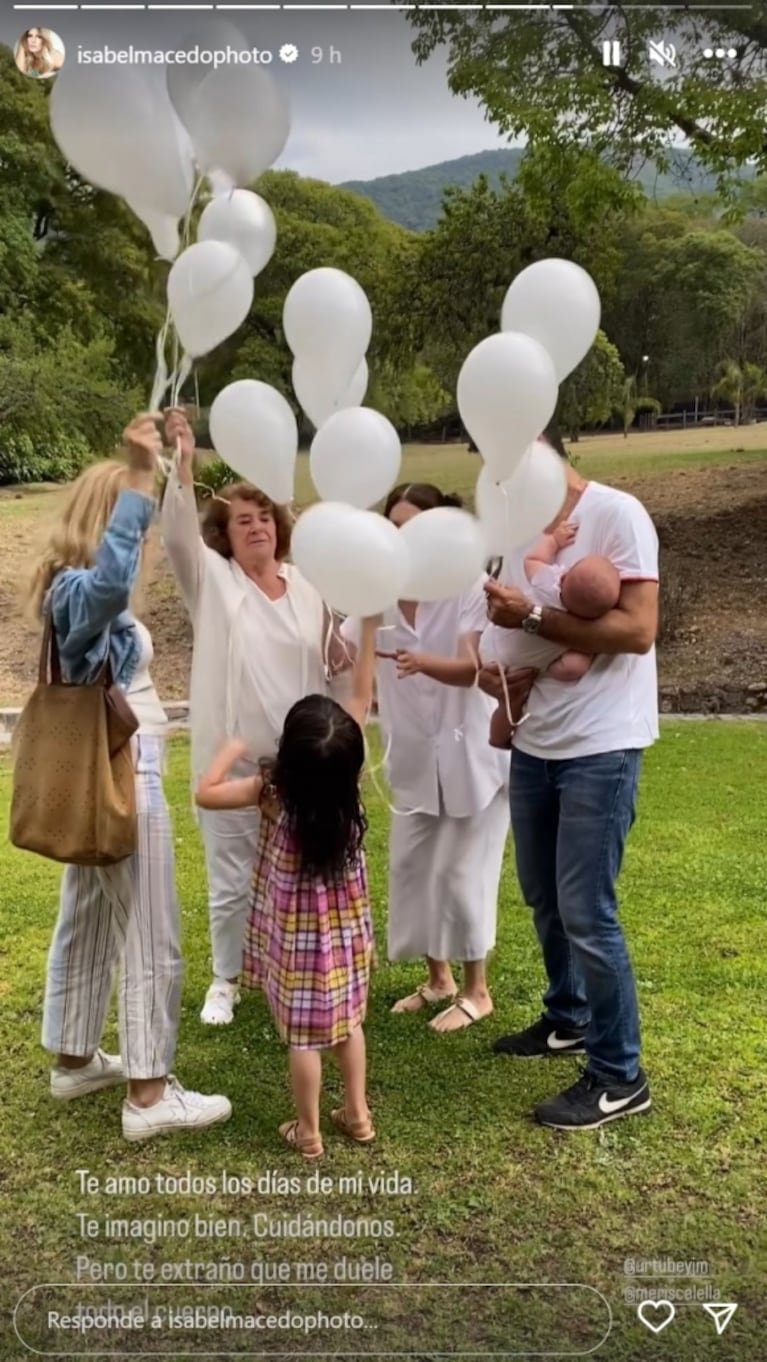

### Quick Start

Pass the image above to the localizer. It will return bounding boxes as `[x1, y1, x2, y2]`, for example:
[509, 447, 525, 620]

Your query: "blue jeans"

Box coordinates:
[509, 747, 643, 1084]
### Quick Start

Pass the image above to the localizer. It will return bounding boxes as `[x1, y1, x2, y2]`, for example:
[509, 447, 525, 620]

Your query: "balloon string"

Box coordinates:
[438, 606, 535, 745]
[158, 442, 233, 506]
[471, 624, 533, 739]
[172, 352, 193, 407]
[362, 725, 426, 821]
[149, 313, 171, 412]
[183, 173, 206, 249]
[362, 634, 427, 819]
[319, 616, 426, 820]
[322, 610, 345, 681]
[158, 176, 206, 413]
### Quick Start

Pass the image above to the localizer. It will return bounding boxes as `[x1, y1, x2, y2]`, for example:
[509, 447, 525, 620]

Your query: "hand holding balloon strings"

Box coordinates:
[160, 407, 229, 505]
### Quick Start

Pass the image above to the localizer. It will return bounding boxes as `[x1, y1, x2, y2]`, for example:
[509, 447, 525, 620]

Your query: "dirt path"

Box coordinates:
[1, 460, 764, 706]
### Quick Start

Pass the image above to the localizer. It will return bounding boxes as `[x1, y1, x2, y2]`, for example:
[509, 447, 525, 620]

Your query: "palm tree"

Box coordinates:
[615, 376, 662, 438]
[711, 359, 767, 426]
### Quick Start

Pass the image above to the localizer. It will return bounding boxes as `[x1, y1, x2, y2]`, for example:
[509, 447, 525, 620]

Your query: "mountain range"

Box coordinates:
[341, 148, 752, 231]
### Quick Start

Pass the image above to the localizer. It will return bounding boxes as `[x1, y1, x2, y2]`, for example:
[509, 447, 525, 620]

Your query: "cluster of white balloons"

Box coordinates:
[293, 259, 601, 619]
[284, 270, 409, 617]
[464, 259, 601, 556]
[47, 47, 602, 617]
[279, 270, 488, 618]
[208, 265, 404, 529]
[49, 19, 286, 370]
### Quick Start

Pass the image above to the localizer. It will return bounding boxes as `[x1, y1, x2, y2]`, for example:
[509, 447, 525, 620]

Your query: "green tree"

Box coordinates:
[0, 318, 139, 483]
[397, 160, 631, 405]
[614, 376, 662, 439]
[409, 8, 767, 200]
[603, 206, 766, 405]
[198, 170, 417, 415]
[368, 362, 452, 438]
[711, 359, 767, 424]
[558, 332, 625, 441]
[0, 45, 164, 478]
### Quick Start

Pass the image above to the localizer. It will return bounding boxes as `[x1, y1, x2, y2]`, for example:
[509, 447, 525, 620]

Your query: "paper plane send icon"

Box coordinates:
[702, 1303, 738, 1335]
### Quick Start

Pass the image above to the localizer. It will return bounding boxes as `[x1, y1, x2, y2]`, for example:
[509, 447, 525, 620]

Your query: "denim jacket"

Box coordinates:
[48, 489, 155, 689]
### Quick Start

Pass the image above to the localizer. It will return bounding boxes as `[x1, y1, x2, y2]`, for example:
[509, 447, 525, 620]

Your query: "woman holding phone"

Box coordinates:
[342, 483, 510, 1032]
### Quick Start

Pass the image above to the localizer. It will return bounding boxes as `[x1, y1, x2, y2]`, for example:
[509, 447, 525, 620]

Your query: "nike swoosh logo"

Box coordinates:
[547, 1033, 584, 1050]
[599, 1086, 645, 1115]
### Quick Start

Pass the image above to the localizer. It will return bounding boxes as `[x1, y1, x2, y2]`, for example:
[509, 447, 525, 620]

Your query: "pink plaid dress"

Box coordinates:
[243, 803, 373, 1050]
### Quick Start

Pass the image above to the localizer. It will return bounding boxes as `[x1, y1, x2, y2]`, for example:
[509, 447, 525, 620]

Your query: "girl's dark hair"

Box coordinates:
[383, 483, 463, 518]
[272, 695, 367, 880]
[541, 423, 568, 461]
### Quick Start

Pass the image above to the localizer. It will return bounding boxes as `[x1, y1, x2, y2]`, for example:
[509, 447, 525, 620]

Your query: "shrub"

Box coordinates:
[192, 455, 238, 497]
[0, 431, 92, 485]
[658, 552, 695, 646]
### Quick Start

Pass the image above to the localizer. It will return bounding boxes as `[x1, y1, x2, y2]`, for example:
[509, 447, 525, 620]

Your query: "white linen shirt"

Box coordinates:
[160, 466, 328, 780]
[342, 577, 509, 817]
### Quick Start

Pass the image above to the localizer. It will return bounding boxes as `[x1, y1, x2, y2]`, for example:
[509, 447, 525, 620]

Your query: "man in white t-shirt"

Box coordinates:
[480, 429, 659, 1131]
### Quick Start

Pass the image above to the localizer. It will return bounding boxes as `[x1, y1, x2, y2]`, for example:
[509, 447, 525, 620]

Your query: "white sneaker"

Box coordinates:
[51, 1049, 124, 1101]
[122, 1076, 232, 1143]
[200, 979, 240, 1025]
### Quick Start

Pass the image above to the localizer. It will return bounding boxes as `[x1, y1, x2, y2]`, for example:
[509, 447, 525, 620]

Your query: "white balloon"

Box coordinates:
[50, 66, 193, 219]
[209, 380, 297, 504]
[167, 241, 253, 358]
[283, 268, 372, 391]
[457, 332, 558, 484]
[208, 169, 236, 198]
[292, 502, 409, 618]
[310, 408, 400, 510]
[198, 190, 276, 277]
[399, 508, 487, 603]
[127, 201, 180, 261]
[167, 21, 249, 125]
[294, 357, 369, 430]
[185, 65, 290, 186]
[345, 360, 369, 409]
[501, 259, 601, 383]
[475, 440, 567, 555]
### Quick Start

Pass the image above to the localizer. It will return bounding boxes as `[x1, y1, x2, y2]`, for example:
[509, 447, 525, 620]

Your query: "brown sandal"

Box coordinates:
[390, 983, 457, 1015]
[330, 1107, 376, 1144]
[279, 1120, 324, 1160]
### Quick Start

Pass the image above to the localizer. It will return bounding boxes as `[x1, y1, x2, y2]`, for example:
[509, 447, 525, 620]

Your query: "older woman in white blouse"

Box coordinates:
[343, 483, 510, 1032]
[162, 411, 339, 1026]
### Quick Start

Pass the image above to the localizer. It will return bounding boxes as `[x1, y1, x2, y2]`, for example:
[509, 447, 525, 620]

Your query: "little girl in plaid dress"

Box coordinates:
[197, 617, 379, 1160]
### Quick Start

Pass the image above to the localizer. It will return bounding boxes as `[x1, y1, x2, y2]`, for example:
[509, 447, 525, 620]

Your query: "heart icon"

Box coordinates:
[637, 1300, 676, 1334]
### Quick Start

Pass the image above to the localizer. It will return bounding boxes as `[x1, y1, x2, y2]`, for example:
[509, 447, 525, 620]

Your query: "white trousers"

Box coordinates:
[42, 737, 183, 1080]
[387, 786, 509, 963]
[198, 806, 261, 981]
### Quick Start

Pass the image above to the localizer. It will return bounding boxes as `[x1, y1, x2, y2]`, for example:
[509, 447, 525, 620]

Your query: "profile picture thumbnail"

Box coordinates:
[15, 27, 65, 79]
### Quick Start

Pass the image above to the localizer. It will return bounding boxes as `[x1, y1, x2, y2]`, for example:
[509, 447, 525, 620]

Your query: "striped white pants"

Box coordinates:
[42, 736, 183, 1080]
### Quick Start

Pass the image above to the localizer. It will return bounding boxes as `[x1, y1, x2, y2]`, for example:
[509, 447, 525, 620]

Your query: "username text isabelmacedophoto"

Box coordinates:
[77, 45, 281, 67]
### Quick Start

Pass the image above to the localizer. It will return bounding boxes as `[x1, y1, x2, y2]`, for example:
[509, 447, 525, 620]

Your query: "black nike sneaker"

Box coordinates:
[493, 1015, 588, 1058]
[534, 1069, 652, 1131]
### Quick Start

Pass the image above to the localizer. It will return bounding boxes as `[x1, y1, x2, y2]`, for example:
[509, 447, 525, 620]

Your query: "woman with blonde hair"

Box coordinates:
[32, 413, 231, 1142]
[15, 28, 63, 77]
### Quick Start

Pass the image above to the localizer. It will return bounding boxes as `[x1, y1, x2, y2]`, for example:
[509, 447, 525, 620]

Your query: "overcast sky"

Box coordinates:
[0, 7, 509, 181]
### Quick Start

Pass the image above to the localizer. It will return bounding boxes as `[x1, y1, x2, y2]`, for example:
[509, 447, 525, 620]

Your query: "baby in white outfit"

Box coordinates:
[480, 522, 621, 748]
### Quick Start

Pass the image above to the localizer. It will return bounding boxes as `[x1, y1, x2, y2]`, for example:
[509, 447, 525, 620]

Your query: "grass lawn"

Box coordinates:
[3, 427, 767, 532]
[1, 724, 766, 1359]
[296, 431, 767, 507]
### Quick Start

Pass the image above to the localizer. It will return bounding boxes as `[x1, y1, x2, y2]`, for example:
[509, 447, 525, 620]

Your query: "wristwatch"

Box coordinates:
[521, 604, 543, 635]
